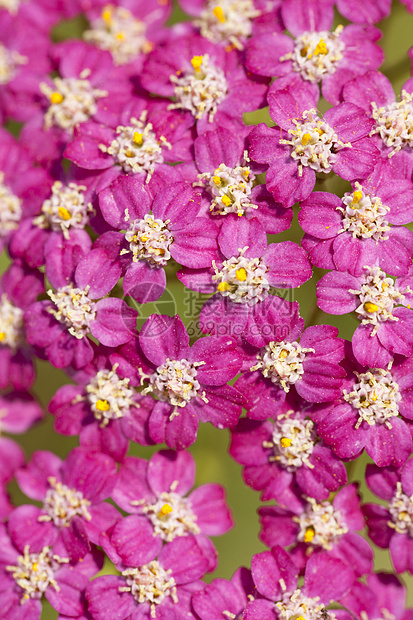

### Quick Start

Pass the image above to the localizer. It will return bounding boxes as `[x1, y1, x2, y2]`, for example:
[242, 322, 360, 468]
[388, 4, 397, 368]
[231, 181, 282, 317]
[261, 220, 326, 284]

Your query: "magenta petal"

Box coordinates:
[99, 175, 151, 227]
[86, 575, 136, 620]
[189, 337, 242, 385]
[80, 421, 129, 462]
[189, 484, 233, 535]
[140, 314, 190, 365]
[352, 324, 392, 368]
[267, 152, 315, 208]
[332, 235, 378, 277]
[16, 450, 62, 500]
[218, 216, 267, 259]
[317, 403, 368, 460]
[160, 536, 209, 583]
[192, 384, 243, 428]
[8, 505, 56, 553]
[112, 456, 152, 512]
[195, 127, 243, 171]
[268, 75, 319, 131]
[343, 70, 395, 111]
[365, 463, 399, 500]
[199, 295, 248, 338]
[152, 182, 201, 229]
[316, 271, 359, 314]
[59, 517, 90, 562]
[64, 122, 115, 170]
[251, 547, 297, 600]
[171, 218, 219, 268]
[263, 241, 312, 288]
[365, 418, 412, 467]
[62, 448, 117, 502]
[0, 438, 24, 482]
[92, 298, 137, 346]
[111, 515, 162, 566]
[337, 0, 391, 23]
[246, 33, 293, 78]
[243, 599, 277, 620]
[123, 261, 166, 303]
[75, 247, 122, 298]
[165, 405, 199, 450]
[281, 0, 334, 36]
[363, 503, 394, 548]
[298, 192, 343, 239]
[324, 103, 374, 142]
[148, 450, 195, 496]
[390, 532, 413, 573]
[304, 553, 354, 601]
[46, 569, 85, 616]
[333, 138, 379, 181]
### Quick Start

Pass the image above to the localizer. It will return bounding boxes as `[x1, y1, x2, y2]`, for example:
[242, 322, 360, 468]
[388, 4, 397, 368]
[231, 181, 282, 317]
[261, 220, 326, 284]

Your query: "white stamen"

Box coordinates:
[33, 181, 94, 239]
[282, 26, 344, 83]
[197, 157, 258, 216]
[85, 366, 135, 427]
[0, 294, 24, 352]
[121, 561, 178, 617]
[40, 74, 107, 133]
[266, 411, 316, 471]
[213, 246, 269, 305]
[195, 0, 260, 50]
[99, 111, 170, 181]
[295, 497, 348, 550]
[141, 492, 200, 541]
[350, 266, 407, 335]
[84, 5, 150, 65]
[280, 108, 351, 177]
[6, 546, 69, 604]
[0, 43, 27, 84]
[141, 358, 207, 419]
[276, 589, 335, 620]
[122, 213, 173, 267]
[0, 0, 22, 14]
[388, 482, 413, 536]
[370, 90, 413, 158]
[47, 285, 96, 339]
[39, 476, 91, 527]
[337, 182, 390, 242]
[251, 341, 314, 391]
[169, 54, 228, 122]
[0, 172, 21, 235]
[343, 366, 401, 429]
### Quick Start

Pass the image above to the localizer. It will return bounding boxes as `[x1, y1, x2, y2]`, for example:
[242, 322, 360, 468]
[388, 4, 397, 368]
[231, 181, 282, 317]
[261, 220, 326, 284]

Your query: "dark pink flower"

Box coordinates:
[235, 324, 346, 411]
[49, 346, 155, 462]
[87, 532, 211, 620]
[0, 261, 44, 390]
[248, 75, 379, 207]
[185, 127, 293, 234]
[113, 313, 245, 449]
[140, 33, 269, 134]
[229, 394, 347, 506]
[83, 0, 172, 72]
[243, 545, 355, 619]
[259, 484, 373, 578]
[0, 524, 103, 619]
[10, 448, 120, 562]
[76, 177, 219, 304]
[299, 159, 413, 278]
[179, 0, 283, 50]
[178, 216, 311, 342]
[246, 0, 383, 104]
[317, 266, 413, 367]
[364, 459, 413, 574]
[24, 255, 138, 369]
[112, 450, 233, 543]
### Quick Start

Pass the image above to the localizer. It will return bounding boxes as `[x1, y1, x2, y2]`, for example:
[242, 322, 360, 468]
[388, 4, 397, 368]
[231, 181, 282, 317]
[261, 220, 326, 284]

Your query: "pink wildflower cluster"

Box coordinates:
[1, 0, 413, 618]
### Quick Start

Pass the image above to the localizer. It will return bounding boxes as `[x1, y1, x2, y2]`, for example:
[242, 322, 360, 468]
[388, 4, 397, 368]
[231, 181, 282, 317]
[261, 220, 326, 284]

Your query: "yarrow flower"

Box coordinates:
[113, 313, 245, 449]
[364, 458, 413, 574]
[246, 0, 383, 104]
[248, 75, 379, 207]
